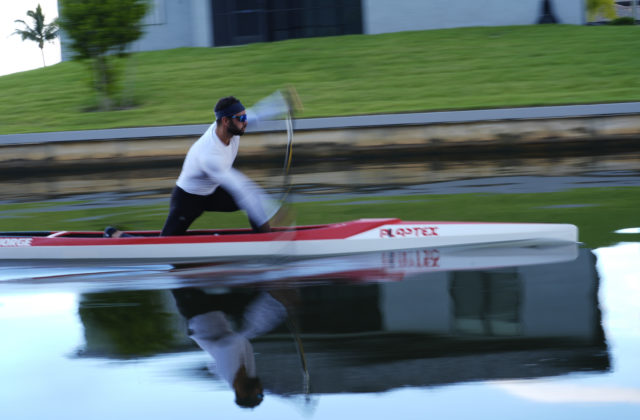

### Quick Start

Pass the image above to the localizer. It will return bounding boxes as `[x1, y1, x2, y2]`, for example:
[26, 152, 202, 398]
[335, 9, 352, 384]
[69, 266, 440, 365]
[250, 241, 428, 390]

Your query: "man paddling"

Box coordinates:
[105, 89, 299, 238]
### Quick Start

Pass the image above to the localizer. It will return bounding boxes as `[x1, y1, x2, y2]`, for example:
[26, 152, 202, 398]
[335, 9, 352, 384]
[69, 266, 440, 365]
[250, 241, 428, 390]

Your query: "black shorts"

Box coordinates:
[161, 186, 242, 236]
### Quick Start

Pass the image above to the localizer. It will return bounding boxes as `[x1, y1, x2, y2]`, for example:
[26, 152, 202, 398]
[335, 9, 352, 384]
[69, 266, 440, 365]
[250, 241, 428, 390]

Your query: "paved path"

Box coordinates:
[2, 102, 639, 146]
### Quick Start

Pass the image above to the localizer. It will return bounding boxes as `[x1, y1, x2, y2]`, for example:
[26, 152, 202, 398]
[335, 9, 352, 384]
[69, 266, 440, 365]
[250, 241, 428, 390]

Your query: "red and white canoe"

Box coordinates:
[0, 218, 578, 265]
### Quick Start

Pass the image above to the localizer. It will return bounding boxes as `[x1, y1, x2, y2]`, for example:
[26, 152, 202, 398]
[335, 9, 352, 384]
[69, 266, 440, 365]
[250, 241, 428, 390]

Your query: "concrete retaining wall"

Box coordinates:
[1, 103, 638, 172]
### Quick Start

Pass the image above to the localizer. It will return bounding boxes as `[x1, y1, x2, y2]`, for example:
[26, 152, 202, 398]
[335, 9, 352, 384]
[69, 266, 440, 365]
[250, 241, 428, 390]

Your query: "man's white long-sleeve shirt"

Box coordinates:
[175, 91, 288, 226]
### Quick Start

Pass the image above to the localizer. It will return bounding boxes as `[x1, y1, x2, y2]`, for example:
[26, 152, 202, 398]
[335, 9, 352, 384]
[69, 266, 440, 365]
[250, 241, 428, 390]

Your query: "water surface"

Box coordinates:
[1, 154, 639, 419]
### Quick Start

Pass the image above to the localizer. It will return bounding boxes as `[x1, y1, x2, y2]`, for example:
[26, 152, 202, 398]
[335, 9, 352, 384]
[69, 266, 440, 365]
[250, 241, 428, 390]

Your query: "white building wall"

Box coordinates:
[191, 0, 213, 47]
[60, 0, 588, 60]
[133, 0, 194, 51]
[363, 0, 586, 35]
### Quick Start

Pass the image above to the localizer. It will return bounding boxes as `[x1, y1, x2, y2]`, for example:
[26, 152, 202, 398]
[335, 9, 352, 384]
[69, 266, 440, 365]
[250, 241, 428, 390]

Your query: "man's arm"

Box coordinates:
[245, 90, 293, 125]
[206, 167, 278, 232]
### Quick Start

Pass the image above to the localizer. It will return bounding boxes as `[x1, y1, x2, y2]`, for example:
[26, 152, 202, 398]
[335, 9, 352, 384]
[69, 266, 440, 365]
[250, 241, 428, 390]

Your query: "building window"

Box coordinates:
[212, 0, 362, 46]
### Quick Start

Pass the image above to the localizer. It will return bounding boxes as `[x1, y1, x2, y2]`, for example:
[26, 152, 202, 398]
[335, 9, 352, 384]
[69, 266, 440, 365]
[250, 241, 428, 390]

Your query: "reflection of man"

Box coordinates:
[172, 288, 289, 408]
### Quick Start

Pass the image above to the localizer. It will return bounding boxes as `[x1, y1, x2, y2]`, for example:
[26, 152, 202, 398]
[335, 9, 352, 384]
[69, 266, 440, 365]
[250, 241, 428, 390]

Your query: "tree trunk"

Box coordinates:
[94, 56, 113, 111]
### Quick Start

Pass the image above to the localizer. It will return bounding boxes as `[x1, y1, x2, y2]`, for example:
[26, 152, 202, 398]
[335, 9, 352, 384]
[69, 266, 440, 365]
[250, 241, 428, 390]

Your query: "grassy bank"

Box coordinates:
[1, 186, 638, 249]
[1, 25, 639, 134]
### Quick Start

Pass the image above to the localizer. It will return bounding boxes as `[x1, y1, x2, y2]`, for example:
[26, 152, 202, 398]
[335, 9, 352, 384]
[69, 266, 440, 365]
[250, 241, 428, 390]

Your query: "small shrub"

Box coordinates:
[609, 16, 636, 25]
[587, 0, 617, 21]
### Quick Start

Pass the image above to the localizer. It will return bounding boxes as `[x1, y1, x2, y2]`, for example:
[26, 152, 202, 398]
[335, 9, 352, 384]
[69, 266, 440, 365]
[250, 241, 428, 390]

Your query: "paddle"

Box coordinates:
[281, 85, 302, 202]
[270, 87, 302, 227]
[280, 109, 294, 202]
[287, 314, 311, 397]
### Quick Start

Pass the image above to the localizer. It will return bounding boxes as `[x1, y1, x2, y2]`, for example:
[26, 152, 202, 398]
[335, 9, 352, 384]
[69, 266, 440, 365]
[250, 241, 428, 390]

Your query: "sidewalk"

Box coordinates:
[1, 102, 639, 171]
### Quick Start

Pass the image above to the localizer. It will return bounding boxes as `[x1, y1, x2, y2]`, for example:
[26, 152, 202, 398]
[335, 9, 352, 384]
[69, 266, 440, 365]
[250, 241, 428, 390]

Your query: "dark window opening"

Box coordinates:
[212, 0, 363, 47]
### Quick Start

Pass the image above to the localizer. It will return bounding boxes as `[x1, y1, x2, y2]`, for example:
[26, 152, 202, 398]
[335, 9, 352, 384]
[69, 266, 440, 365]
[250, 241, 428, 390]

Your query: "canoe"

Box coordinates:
[0, 218, 578, 265]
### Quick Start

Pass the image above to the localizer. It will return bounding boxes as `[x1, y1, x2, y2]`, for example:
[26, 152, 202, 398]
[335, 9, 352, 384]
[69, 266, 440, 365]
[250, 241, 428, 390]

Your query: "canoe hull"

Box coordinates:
[0, 218, 579, 265]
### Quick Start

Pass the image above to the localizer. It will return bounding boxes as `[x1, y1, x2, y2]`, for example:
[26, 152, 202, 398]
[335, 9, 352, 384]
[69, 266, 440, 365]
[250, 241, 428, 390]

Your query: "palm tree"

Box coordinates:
[13, 4, 59, 68]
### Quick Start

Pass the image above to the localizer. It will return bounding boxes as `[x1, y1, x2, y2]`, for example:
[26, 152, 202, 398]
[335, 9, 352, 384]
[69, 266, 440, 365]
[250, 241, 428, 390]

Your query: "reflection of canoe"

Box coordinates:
[0, 242, 579, 293]
[168, 242, 579, 286]
[0, 218, 578, 265]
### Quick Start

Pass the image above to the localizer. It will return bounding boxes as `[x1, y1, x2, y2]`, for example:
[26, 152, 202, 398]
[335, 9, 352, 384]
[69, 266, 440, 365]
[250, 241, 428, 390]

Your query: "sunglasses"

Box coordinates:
[229, 114, 248, 123]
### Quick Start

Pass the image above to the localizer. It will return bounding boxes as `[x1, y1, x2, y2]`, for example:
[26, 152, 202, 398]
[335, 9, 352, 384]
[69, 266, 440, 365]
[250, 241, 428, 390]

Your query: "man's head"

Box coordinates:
[233, 366, 264, 408]
[215, 96, 247, 136]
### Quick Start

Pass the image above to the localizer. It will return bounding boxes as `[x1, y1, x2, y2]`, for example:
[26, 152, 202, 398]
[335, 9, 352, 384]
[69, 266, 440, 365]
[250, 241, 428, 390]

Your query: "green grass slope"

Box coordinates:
[1, 25, 639, 134]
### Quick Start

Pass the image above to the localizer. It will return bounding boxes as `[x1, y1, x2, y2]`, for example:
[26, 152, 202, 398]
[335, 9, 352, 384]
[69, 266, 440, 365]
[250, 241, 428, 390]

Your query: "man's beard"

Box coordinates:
[227, 124, 245, 136]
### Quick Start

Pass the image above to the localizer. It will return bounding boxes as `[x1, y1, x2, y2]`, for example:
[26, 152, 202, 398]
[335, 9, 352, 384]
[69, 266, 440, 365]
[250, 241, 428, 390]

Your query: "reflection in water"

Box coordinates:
[2, 242, 578, 291]
[171, 288, 296, 408]
[74, 247, 607, 402]
[2, 152, 639, 203]
[451, 271, 522, 336]
[78, 291, 190, 358]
